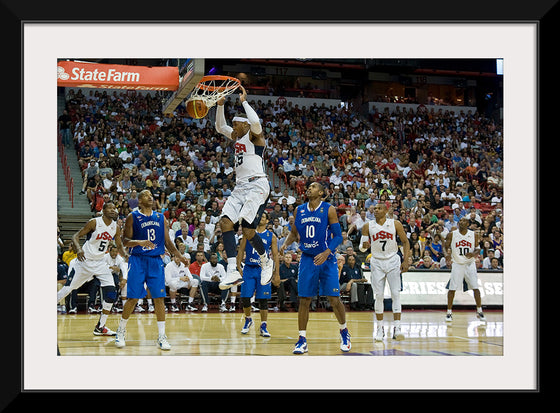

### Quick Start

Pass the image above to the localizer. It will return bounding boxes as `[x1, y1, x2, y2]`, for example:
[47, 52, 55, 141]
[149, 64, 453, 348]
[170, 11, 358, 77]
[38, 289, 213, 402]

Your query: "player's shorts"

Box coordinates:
[297, 253, 340, 297]
[369, 253, 402, 295]
[66, 257, 115, 290]
[240, 264, 271, 299]
[448, 261, 478, 291]
[220, 176, 270, 229]
[126, 254, 166, 299]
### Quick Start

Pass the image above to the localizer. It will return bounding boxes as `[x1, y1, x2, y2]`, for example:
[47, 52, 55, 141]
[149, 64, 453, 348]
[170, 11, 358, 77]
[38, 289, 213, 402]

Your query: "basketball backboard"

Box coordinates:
[162, 58, 205, 115]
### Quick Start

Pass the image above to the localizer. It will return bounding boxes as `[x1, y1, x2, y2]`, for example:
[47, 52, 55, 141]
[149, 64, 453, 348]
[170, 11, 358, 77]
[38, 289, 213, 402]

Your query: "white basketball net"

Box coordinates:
[186, 76, 240, 108]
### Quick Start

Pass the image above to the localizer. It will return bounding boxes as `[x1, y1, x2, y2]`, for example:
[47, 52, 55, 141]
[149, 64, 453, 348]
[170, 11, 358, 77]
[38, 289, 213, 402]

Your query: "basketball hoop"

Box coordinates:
[186, 75, 241, 108]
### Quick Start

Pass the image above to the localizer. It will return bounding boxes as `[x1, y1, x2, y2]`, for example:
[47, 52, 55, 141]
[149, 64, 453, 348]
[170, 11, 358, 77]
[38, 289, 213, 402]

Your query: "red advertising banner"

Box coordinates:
[57, 61, 179, 91]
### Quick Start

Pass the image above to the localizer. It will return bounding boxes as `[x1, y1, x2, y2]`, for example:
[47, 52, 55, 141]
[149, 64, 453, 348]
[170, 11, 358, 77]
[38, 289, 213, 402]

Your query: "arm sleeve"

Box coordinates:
[242, 101, 262, 135]
[327, 222, 343, 253]
[215, 104, 233, 139]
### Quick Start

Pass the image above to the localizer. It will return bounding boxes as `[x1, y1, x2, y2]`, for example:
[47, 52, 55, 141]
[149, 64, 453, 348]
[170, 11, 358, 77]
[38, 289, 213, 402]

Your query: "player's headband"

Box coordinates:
[232, 116, 250, 124]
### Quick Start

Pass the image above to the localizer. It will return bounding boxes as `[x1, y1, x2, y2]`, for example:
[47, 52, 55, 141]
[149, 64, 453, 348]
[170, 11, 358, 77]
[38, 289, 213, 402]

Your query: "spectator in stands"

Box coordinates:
[277, 251, 299, 311]
[339, 255, 371, 310]
[416, 253, 439, 270]
[199, 252, 230, 312]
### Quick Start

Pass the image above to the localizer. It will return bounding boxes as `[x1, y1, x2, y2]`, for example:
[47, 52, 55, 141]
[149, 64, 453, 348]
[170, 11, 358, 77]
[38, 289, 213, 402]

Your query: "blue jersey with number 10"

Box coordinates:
[294, 201, 331, 256]
[129, 209, 165, 257]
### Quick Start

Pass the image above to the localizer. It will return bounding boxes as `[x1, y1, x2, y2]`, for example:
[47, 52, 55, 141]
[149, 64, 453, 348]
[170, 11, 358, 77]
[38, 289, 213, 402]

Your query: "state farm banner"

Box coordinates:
[57, 61, 179, 91]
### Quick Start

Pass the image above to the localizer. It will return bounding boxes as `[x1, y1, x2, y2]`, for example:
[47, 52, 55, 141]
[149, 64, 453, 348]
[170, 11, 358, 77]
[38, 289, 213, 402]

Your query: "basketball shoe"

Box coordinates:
[374, 325, 384, 342]
[293, 336, 308, 354]
[219, 269, 244, 290]
[157, 334, 171, 350]
[93, 322, 116, 336]
[260, 254, 274, 285]
[392, 325, 404, 341]
[241, 317, 253, 334]
[260, 322, 271, 337]
[340, 328, 351, 352]
[115, 327, 126, 348]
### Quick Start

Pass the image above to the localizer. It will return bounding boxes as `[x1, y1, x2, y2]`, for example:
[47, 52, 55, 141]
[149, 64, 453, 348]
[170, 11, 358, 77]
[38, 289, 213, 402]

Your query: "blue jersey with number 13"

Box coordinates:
[129, 209, 165, 257]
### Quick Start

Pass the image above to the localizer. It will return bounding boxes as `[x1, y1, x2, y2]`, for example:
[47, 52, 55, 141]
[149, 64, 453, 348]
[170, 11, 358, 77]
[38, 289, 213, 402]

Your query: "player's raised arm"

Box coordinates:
[215, 98, 233, 140]
[239, 86, 263, 138]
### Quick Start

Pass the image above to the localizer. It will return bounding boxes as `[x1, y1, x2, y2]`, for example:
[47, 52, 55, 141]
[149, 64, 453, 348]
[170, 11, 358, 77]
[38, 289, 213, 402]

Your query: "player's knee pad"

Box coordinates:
[374, 293, 384, 314]
[241, 297, 252, 309]
[391, 291, 401, 314]
[258, 299, 268, 311]
[102, 286, 117, 303]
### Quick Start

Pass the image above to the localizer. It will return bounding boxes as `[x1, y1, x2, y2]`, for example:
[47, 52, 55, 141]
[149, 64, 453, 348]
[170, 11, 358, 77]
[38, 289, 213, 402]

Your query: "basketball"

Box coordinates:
[186, 99, 208, 119]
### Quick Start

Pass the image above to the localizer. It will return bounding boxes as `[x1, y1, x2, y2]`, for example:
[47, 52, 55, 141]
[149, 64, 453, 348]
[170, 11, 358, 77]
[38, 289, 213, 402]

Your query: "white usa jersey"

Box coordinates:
[450, 229, 476, 265]
[81, 216, 117, 261]
[368, 218, 398, 260]
[233, 131, 267, 182]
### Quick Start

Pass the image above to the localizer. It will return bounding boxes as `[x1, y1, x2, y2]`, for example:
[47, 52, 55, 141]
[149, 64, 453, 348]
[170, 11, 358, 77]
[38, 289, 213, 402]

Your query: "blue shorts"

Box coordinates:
[126, 255, 166, 299]
[240, 264, 272, 299]
[298, 253, 340, 297]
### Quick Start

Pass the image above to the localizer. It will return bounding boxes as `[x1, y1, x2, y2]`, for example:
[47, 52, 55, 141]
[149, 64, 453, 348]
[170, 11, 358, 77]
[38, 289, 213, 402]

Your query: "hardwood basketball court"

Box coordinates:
[57, 308, 503, 356]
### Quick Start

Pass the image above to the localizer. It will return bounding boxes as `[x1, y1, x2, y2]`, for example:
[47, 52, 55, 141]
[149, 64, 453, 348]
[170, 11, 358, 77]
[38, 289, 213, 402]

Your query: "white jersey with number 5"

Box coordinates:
[233, 131, 267, 183]
[450, 229, 476, 265]
[81, 216, 117, 261]
[368, 218, 398, 260]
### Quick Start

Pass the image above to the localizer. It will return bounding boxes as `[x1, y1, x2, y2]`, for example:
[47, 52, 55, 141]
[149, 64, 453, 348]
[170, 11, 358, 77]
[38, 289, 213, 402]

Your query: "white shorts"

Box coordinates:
[220, 177, 270, 228]
[369, 254, 402, 295]
[67, 258, 115, 291]
[448, 261, 478, 291]
[167, 277, 199, 291]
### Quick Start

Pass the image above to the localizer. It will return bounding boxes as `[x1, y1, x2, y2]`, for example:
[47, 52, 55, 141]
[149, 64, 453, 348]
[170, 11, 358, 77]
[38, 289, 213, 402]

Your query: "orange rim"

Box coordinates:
[196, 75, 240, 92]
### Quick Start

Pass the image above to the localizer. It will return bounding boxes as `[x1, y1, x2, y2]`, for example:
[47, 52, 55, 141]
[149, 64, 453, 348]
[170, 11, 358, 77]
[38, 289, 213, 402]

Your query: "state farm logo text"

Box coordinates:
[57, 65, 140, 82]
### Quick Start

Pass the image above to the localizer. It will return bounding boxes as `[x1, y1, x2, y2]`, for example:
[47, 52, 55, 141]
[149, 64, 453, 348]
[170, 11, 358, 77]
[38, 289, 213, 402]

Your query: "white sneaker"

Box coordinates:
[241, 317, 253, 334]
[201, 304, 208, 312]
[219, 303, 228, 312]
[260, 254, 274, 285]
[374, 325, 384, 342]
[392, 325, 405, 341]
[219, 269, 244, 290]
[115, 327, 126, 348]
[157, 334, 171, 350]
[477, 311, 487, 323]
[445, 313, 453, 323]
[148, 304, 155, 313]
[185, 304, 197, 311]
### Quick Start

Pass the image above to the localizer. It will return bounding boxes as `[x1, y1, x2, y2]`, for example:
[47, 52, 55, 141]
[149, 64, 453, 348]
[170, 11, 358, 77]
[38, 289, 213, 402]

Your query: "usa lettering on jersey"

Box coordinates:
[371, 230, 394, 242]
[455, 239, 472, 248]
[95, 231, 114, 241]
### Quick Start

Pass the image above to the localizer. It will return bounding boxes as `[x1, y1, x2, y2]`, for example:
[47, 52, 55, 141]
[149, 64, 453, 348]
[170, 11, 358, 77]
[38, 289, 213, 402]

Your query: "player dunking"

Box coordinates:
[115, 190, 189, 350]
[280, 182, 351, 354]
[443, 217, 486, 323]
[360, 202, 410, 341]
[214, 85, 273, 290]
[56, 202, 126, 336]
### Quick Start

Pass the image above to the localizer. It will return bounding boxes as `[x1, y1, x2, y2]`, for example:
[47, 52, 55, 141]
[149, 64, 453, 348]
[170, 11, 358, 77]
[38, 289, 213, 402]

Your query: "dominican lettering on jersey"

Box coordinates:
[295, 202, 330, 255]
[130, 210, 165, 256]
[245, 230, 272, 265]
